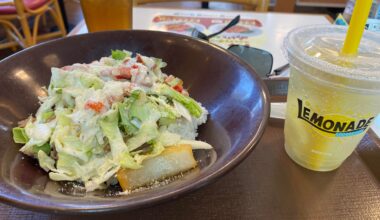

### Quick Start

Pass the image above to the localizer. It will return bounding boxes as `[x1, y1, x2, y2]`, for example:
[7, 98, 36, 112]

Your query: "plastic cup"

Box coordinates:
[283, 25, 380, 172]
[81, 0, 133, 32]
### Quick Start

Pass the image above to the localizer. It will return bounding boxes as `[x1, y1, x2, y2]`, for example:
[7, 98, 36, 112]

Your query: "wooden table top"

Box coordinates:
[1, 118, 379, 219]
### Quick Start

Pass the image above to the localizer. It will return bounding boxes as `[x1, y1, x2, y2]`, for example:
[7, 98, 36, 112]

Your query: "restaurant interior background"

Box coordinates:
[0, 0, 352, 60]
[1, 0, 380, 218]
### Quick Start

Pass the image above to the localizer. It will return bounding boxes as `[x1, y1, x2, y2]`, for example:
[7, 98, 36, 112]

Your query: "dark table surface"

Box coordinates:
[1, 118, 379, 219]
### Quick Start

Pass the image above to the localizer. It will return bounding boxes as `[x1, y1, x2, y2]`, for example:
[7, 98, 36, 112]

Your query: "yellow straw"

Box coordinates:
[341, 0, 373, 56]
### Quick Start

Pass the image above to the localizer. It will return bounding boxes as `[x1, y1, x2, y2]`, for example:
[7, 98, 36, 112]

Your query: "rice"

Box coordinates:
[167, 103, 208, 140]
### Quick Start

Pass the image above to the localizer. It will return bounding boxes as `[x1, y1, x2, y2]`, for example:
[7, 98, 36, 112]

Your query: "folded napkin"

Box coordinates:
[270, 102, 286, 119]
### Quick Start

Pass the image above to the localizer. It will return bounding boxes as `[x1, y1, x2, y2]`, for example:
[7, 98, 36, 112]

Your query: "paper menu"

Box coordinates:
[150, 14, 264, 49]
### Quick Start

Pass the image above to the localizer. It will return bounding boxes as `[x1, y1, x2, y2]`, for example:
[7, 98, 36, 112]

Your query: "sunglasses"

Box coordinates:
[190, 14, 275, 78]
[192, 27, 288, 98]
[191, 14, 291, 99]
[227, 45, 273, 78]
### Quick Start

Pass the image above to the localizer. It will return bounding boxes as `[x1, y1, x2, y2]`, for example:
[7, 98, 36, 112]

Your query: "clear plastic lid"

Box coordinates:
[284, 25, 380, 91]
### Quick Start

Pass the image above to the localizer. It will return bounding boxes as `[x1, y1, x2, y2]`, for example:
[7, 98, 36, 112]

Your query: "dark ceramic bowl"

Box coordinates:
[0, 30, 269, 214]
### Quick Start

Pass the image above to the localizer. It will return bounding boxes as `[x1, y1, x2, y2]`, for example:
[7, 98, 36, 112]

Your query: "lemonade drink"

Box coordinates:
[284, 25, 380, 171]
[81, 0, 133, 32]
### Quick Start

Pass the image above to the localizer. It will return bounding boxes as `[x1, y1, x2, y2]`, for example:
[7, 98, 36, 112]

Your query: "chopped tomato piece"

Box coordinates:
[115, 67, 132, 80]
[119, 66, 131, 76]
[132, 64, 139, 69]
[115, 75, 129, 80]
[85, 101, 104, 113]
[173, 84, 183, 93]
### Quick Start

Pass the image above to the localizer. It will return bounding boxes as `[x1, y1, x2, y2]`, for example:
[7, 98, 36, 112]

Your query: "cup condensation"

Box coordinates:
[284, 25, 380, 171]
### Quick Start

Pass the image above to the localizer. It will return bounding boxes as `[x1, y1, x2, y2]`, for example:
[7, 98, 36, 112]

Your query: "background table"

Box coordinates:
[70, 7, 331, 73]
[1, 7, 380, 220]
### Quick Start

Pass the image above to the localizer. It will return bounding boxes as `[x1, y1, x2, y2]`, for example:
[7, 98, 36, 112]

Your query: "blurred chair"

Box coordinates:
[274, 0, 295, 12]
[0, 0, 66, 50]
[134, 0, 269, 11]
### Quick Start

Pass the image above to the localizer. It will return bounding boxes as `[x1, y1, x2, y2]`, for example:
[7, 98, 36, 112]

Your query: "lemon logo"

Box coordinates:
[297, 99, 374, 138]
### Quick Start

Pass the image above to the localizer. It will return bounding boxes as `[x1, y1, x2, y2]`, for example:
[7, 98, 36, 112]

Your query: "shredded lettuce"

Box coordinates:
[129, 92, 161, 123]
[178, 140, 213, 150]
[157, 130, 181, 146]
[148, 96, 180, 120]
[127, 121, 159, 151]
[80, 73, 104, 89]
[12, 50, 212, 192]
[33, 143, 51, 155]
[156, 84, 203, 118]
[38, 150, 56, 172]
[134, 141, 165, 164]
[35, 96, 59, 122]
[12, 127, 29, 144]
[120, 152, 142, 169]
[20, 120, 53, 156]
[173, 100, 192, 122]
[41, 110, 54, 122]
[55, 152, 82, 178]
[111, 49, 128, 60]
[119, 102, 139, 135]
[99, 109, 128, 159]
